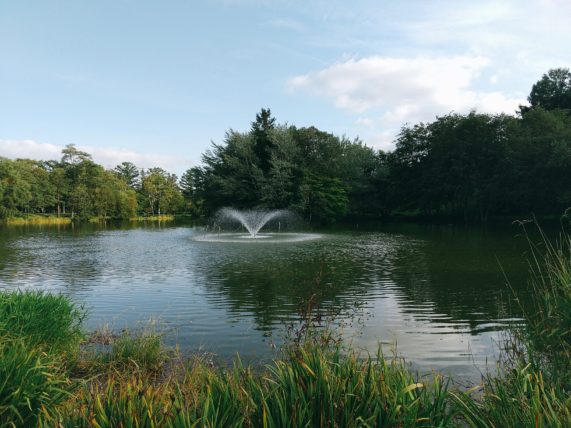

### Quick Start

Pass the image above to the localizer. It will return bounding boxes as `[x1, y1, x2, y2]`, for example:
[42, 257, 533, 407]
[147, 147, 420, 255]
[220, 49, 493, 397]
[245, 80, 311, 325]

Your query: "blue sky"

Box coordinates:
[1, 0, 570, 174]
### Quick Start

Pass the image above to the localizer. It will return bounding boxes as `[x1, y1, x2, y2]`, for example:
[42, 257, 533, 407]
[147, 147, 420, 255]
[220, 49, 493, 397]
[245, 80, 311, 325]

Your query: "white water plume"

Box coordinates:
[216, 208, 290, 237]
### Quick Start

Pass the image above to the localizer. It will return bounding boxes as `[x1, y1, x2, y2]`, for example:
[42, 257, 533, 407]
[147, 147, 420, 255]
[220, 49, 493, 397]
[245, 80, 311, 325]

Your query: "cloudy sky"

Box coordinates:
[1, 0, 570, 174]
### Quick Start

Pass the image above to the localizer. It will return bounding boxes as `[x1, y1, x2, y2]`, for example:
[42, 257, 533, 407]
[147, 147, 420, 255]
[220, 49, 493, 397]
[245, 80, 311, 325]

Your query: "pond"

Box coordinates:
[0, 221, 534, 383]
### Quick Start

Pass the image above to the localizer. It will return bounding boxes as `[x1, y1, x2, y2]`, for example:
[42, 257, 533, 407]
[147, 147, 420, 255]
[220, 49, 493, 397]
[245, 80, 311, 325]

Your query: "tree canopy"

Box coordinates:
[522, 68, 571, 113]
[2, 69, 570, 224]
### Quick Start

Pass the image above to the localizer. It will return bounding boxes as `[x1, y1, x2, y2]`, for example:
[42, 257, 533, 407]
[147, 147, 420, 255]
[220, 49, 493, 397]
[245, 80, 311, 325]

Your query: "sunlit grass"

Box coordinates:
[5, 215, 72, 225]
[129, 214, 175, 222]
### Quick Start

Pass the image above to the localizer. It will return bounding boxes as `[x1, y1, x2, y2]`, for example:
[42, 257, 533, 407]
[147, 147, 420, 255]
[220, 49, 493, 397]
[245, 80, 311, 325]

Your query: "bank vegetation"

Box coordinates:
[1, 225, 570, 426]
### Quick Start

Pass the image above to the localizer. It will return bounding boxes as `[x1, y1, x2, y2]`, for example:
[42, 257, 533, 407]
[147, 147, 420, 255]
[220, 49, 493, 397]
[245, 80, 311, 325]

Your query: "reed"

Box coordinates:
[5, 215, 72, 226]
[517, 224, 571, 388]
[44, 344, 454, 427]
[450, 222, 571, 427]
[0, 336, 70, 427]
[451, 364, 571, 428]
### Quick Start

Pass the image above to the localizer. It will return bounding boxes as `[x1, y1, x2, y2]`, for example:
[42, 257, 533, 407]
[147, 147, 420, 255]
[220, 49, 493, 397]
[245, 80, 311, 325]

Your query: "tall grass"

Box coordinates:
[0, 291, 83, 425]
[5, 215, 72, 226]
[450, 222, 571, 427]
[0, 337, 70, 427]
[517, 224, 571, 388]
[0, 290, 85, 354]
[451, 364, 571, 428]
[94, 328, 167, 372]
[44, 345, 454, 427]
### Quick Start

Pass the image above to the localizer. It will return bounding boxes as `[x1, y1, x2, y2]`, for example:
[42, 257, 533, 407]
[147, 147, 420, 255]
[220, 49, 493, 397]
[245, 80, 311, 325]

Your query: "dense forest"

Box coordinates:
[1, 68, 571, 223]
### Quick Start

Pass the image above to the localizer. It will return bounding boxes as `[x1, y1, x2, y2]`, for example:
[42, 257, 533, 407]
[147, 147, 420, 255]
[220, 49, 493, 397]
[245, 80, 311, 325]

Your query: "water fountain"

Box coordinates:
[192, 208, 321, 243]
[216, 208, 290, 238]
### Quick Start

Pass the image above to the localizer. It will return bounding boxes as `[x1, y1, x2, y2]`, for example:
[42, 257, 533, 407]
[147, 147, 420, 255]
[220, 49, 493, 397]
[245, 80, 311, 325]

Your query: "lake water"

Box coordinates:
[0, 221, 534, 383]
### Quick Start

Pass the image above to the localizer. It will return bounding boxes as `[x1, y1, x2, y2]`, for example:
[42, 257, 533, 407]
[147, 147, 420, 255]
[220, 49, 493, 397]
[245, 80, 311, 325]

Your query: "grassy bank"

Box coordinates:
[4, 215, 72, 226]
[2, 214, 176, 226]
[129, 214, 175, 222]
[1, 295, 455, 427]
[1, 228, 570, 426]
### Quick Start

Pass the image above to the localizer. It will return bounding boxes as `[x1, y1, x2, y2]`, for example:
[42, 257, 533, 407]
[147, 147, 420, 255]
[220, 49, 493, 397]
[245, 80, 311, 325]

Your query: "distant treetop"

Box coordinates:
[522, 68, 571, 113]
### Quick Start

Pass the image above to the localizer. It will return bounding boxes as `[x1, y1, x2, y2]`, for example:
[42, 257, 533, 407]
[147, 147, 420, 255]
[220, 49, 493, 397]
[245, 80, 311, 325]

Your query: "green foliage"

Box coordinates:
[296, 174, 348, 223]
[96, 329, 167, 372]
[516, 224, 571, 389]
[113, 161, 140, 188]
[0, 286, 569, 426]
[46, 344, 454, 427]
[0, 336, 70, 427]
[0, 291, 85, 354]
[386, 107, 571, 220]
[524, 67, 571, 112]
[252, 107, 277, 173]
[0, 290, 83, 426]
[2, 68, 571, 224]
[0, 146, 181, 221]
[194, 111, 380, 223]
[452, 365, 571, 428]
[449, 223, 571, 427]
[140, 167, 183, 215]
[61, 144, 92, 165]
[248, 345, 453, 427]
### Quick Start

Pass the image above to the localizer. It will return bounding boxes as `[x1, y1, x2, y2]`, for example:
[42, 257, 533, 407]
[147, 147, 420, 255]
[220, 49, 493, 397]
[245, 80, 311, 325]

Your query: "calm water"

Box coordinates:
[0, 221, 533, 382]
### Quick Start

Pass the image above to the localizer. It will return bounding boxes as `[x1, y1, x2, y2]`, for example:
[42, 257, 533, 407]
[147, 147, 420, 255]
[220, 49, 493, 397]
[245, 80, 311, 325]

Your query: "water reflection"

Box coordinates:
[0, 221, 531, 381]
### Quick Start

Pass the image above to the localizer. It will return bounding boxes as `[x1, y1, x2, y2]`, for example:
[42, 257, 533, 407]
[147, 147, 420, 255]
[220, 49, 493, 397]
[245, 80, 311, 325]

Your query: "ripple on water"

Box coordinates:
[192, 232, 323, 243]
[0, 224, 531, 382]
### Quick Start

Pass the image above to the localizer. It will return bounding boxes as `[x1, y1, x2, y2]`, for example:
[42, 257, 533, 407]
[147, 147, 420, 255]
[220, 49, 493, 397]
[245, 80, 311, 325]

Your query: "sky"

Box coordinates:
[1, 0, 570, 175]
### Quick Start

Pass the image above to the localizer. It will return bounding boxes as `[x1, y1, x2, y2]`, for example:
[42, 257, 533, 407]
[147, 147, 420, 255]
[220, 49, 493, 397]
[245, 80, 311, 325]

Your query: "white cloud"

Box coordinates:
[0, 140, 186, 172]
[288, 55, 525, 148]
[0, 140, 62, 161]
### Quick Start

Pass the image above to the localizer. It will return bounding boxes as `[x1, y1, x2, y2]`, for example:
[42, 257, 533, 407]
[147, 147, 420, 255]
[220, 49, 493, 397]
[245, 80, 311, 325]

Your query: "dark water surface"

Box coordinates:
[0, 221, 534, 382]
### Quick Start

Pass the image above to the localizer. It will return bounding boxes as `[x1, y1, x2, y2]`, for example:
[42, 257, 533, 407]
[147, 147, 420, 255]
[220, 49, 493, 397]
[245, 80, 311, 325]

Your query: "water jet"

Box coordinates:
[193, 208, 321, 243]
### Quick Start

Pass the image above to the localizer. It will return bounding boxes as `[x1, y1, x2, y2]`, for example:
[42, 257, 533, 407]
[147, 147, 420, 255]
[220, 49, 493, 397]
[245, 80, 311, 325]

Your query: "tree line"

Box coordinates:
[1, 68, 571, 223]
[0, 145, 184, 219]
